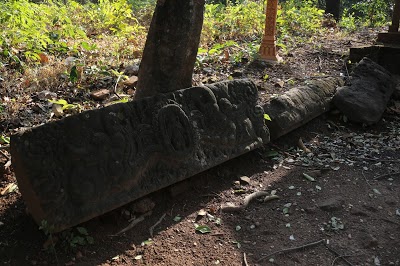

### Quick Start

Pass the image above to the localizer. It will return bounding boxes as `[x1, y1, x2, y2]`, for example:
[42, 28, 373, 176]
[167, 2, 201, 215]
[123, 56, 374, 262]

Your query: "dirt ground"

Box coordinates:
[1, 29, 400, 265]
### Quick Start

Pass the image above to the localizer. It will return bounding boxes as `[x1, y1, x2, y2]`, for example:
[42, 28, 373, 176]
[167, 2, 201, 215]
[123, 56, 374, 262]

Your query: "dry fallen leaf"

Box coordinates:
[197, 209, 207, 217]
[52, 104, 64, 117]
[1, 183, 18, 196]
[298, 138, 311, 153]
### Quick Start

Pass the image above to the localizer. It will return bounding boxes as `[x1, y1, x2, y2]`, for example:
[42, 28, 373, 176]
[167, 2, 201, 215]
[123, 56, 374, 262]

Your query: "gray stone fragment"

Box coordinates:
[318, 196, 344, 212]
[333, 57, 396, 125]
[263, 77, 344, 140]
[11, 79, 269, 232]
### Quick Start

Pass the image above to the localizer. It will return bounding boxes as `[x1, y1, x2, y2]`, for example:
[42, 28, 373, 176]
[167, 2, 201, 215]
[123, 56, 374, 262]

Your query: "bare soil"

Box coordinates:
[1, 28, 400, 266]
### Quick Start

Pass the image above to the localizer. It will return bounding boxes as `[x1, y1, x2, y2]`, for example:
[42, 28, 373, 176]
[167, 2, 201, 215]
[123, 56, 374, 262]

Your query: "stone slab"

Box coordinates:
[333, 57, 396, 125]
[263, 77, 344, 140]
[11, 79, 269, 231]
[349, 45, 400, 75]
[377, 32, 400, 44]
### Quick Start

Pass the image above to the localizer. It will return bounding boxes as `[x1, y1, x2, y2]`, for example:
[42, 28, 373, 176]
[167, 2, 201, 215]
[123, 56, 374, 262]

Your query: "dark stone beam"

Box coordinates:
[11, 80, 269, 232]
[263, 77, 344, 140]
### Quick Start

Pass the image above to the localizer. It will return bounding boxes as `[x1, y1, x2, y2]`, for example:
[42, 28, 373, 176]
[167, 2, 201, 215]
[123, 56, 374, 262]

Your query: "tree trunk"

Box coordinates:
[389, 0, 400, 32]
[135, 0, 205, 100]
[325, 0, 340, 21]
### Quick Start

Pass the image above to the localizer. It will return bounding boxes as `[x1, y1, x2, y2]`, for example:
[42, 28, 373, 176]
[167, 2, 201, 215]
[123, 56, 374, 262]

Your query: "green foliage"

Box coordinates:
[39, 221, 94, 251]
[62, 227, 94, 248]
[85, 0, 145, 37]
[0, 0, 145, 65]
[199, 0, 327, 65]
[202, 1, 265, 44]
[277, 1, 325, 38]
[0, 135, 10, 144]
[39, 220, 55, 236]
[345, 0, 391, 27]
[0, 0, 87, 62]
[338, 10, 358, 31]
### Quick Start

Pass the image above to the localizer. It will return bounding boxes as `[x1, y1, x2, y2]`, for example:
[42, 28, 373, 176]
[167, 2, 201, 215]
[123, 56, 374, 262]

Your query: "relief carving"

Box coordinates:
[11, 79, 270, 231]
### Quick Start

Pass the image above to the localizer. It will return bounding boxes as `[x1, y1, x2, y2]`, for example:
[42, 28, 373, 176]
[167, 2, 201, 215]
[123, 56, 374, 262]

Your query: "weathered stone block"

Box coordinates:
[333, 57, 396, 125]
[11, 79, 269, 231]
[263, 77, 344, 140]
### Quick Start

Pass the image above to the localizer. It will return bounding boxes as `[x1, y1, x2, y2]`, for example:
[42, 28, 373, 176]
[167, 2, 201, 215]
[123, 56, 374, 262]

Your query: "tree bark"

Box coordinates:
[325, 0, 340, 21]
[135, 0, 205, 100]
[389, 0, 400, 32]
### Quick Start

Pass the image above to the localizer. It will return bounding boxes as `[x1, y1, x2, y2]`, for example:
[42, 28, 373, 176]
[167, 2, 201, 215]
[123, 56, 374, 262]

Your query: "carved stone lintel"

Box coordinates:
[11, 79, 269, 232]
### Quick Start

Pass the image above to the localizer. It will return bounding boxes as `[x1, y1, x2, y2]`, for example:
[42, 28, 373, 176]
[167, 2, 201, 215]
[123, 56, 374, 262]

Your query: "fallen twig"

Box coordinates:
[149, 213, 166, 237]
[0, 145, 10, 151]
[243, 252, 249, 266]
[221, 191, 271, 212]
[257, 239, 324, 262]
[332, 255, 358, 266]
[361, 171, 373, 190]
[374, 171, 400, 180]
[298, 137, 311, 153]
[325, 244, 354, 266]
[113, 75, 123, 99]
[112, 211, 152, 236]
[380, 217, 400, 226]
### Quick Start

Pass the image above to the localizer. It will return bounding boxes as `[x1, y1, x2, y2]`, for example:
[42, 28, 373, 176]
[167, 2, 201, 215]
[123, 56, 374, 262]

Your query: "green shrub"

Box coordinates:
[0, 0, 145, 65]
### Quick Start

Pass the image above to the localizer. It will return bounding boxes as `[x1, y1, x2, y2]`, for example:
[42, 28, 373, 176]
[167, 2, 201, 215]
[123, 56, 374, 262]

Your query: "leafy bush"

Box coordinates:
[0, 0, 146, 65]
[278, 1, 325, 38]
[202, 1, 265, 45]
[347, 0, 391, 27]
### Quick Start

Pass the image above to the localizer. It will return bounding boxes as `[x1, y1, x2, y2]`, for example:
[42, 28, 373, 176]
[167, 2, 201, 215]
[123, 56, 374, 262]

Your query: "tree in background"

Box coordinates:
[135, 0, 205, 99]
[325, 0, 340, 20]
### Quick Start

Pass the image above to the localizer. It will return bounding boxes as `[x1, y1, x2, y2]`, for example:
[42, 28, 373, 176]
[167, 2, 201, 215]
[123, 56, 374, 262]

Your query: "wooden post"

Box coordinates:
[259, 0, 281, 61]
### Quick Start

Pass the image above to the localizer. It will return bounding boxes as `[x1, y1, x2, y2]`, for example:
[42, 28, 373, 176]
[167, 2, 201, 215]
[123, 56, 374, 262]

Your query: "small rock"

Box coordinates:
[203, 67, 213, 74]
[239, 176, 251, 185]
[360, 233, 379, 248]
[233, 180, 241, 187]
[350, 207, 369, 216]
[130, 198, 155, 214]
[318, 196, 344, 212]
[37, 90, 57, 100]
[32, 103, 46, 113]
[65, 56, 78, 66]
[124, 64, 140, 76]
[304, 207, 317, 214]
[274, 80, 285, 88]
[52, 104, 63, 117]
[122, 76, 138, 87]
[231, 70, 243, 78]
[90, 89, 110, 101]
